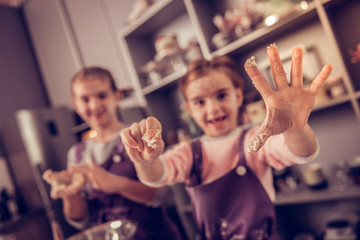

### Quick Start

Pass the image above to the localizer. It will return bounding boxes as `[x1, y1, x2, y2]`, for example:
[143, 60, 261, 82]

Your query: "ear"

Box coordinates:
[115, 89, 123, 102]
[235, 88, 244, 108]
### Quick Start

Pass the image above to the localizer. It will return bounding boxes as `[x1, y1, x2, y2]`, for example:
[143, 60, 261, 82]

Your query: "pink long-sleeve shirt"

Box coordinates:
[144, 125, 318, 201]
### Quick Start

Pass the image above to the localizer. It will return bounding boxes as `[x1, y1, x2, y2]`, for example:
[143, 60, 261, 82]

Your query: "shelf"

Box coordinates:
[313, 95, 352, 112]
[142, 67, 187, 95]
[210, 2, 318, 56]
[118, 0, 360, 127]
[275, 182, 360, 206]
[119, 0, 186, 37]
[321, 0, 350, 9]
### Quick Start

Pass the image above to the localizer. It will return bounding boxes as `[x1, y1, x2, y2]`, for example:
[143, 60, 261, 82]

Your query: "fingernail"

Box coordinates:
[293, 46, 303, 57]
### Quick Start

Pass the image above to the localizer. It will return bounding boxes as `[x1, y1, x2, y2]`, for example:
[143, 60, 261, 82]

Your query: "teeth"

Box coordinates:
[208, 116, 226, 123]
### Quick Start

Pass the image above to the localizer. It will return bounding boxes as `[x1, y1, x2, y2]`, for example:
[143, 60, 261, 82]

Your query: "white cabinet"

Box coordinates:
[23, 0, 82, 107]
[23, 0, 137, 108]
[64, 0, 138, 107]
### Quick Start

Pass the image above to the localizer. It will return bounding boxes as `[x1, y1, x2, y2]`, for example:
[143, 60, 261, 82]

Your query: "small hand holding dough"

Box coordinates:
[121, 117, 164, 165]
[42, 169, 86, 199]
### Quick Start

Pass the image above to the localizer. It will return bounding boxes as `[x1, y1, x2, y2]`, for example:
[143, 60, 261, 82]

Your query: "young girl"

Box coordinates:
[43, 66, 182, 240]
[121, 44, 333, 239]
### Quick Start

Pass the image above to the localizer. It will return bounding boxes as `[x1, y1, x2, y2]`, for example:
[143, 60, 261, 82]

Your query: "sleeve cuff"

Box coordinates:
[65, 213, 90, 230]
[138, 157, 167, 187]
[286, 138, 320, 164]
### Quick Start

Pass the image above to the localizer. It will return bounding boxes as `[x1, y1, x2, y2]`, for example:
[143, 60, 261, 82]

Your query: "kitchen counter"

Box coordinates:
[275, 180, 360, 206]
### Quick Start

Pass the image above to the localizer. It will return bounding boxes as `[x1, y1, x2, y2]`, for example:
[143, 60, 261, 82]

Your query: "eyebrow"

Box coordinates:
[188, 88, 230, 101]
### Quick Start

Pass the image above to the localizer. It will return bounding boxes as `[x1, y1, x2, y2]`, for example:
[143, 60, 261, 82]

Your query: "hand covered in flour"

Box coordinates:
[42, 168, 86, 199]
[244, 44, 332, 152]
[70, 159, 120, 194]
[121, 116, 164, 166]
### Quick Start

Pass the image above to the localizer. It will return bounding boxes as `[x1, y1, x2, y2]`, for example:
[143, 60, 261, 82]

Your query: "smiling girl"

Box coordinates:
[121, 44, 333, 239]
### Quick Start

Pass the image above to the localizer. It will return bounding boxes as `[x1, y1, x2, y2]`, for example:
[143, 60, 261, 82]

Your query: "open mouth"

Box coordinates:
[208, 116, 227, 124]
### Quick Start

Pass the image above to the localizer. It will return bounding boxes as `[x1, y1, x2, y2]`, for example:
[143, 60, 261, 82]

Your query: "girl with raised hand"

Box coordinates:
[121, 44, 332, 239]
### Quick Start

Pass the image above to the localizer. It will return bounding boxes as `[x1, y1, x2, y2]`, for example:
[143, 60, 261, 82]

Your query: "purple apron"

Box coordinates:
[74, 136, 181, 240]
[186, 129, 281, 240]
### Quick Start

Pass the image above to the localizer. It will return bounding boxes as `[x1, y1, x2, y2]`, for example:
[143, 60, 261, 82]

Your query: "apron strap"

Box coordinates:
[188, 127, 250, 186]
[237, 128, 250, 166]
[189, 139, 203, 186]
[74, 142, 86, 164]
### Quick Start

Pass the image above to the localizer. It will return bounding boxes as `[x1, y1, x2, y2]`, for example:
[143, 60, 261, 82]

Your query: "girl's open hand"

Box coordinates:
[244, 44, 332, 152]
[121, 116, 164, 165]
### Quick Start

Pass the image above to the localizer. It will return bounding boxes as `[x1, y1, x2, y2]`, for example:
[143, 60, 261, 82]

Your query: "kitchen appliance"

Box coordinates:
[349, 155, 360, 186]
[323, 219, 356, 240]
[300, 163, 328, 190]
[0, 106, 79, 239]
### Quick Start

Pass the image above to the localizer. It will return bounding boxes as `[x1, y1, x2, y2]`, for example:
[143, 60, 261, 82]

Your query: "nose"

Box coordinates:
[88, 97, 101, 110]
[206, 98, 221, 114]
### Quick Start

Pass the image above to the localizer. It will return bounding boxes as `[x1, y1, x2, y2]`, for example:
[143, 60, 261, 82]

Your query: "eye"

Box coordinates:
[81, 96, 89, 103]
[194, 99, 205, 106]
[217, 92, 228, 100]
[191, 99, 205, 107]
[98, 92, 108, 100]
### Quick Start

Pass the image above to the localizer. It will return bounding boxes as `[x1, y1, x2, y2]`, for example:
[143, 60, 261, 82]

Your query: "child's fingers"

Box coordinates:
[66, 178, 85, 194]
[120, 128, 136, 147]
[244, 56, 273, 99]
[267, 44, 288, 90]
[121, 126, 143, 150]
[139, 119, 147, 136]
[130, 122, 144, 151]
[50, 189, 61, 199]
[42, 169, 53, 183]
[290, 46, 303, 88]
[145, 117, 162, 131]
[142, 117, 163, 150]
[70, 165, 88, 175]
[87, 173, 99, 189]
[308, 64, 333, 94]
[124, 145, 144, 163]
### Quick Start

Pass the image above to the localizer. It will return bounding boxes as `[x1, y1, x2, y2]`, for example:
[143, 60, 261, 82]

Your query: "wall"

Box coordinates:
[0, 6, 50, 194]
[0, 6, 49, 125]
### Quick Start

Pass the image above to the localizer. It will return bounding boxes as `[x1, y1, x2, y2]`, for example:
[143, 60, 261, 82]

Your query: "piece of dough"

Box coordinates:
[142, 129, 161, 149]
[42, 169, 85, 198]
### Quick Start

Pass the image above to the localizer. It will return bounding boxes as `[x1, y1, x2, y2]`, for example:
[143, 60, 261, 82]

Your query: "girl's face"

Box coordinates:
[185, 70, 243, 137]
[72, 77, 121, 130]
